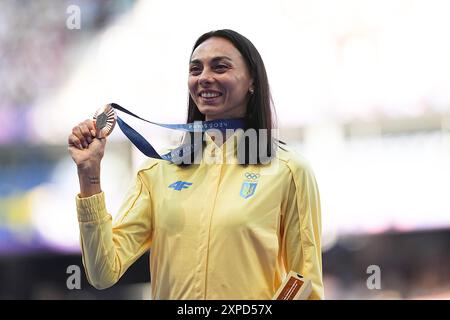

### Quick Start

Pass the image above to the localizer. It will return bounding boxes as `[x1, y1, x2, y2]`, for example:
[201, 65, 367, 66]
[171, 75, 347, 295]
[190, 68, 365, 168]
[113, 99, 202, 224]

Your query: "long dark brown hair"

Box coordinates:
[181, 29, 278, 165]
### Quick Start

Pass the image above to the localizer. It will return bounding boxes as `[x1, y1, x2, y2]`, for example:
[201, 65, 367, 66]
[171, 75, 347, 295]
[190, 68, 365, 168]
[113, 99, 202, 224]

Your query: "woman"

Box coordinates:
[68, 29, 324, 299]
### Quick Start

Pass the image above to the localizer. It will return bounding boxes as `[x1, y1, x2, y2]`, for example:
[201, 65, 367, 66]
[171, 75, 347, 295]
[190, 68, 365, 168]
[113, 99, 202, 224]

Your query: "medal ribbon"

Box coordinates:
[110, 103, 246, 163]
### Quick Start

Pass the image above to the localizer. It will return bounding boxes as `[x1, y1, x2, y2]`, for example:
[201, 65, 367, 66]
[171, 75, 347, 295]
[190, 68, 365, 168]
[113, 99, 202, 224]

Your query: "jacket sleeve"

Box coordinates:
[281, 158, 324, 299]
[76, 171, 153, 290]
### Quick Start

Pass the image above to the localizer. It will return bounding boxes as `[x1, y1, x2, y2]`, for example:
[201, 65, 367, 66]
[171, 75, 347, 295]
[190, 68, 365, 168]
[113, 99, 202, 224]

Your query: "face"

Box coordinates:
[188, 37, 254, 121]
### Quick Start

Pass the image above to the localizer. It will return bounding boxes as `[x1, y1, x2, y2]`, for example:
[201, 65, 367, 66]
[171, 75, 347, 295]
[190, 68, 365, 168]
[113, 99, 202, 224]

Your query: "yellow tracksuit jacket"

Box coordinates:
[76, 132, 324, 299]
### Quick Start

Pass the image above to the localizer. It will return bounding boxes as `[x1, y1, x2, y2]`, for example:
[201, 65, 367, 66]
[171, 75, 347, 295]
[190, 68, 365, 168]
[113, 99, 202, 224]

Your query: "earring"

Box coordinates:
[249, 88, 254, 94]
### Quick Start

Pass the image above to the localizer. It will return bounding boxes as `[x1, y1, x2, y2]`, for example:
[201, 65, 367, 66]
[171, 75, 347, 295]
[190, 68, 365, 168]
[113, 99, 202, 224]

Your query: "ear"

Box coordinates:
[249, 79, 255, 94]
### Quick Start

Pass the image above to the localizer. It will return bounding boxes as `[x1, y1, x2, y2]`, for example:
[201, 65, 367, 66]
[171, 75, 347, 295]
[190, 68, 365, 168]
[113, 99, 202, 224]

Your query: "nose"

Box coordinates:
[198, 68, 214, 87]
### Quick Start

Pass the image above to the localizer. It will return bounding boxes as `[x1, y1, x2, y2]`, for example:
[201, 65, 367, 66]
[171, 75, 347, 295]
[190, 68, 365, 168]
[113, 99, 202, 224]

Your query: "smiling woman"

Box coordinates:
[188, 37, 254, 121]
[69, 29, 324, 300]
[185, 30, 275, 164]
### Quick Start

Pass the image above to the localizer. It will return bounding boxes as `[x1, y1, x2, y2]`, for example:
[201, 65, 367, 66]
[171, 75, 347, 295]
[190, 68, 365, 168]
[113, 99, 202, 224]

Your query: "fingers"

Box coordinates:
[79, 123, 93, 147]
[85, 120, 96, 137]
[68, 133, 83, 150]
[69, 119, 97, 149]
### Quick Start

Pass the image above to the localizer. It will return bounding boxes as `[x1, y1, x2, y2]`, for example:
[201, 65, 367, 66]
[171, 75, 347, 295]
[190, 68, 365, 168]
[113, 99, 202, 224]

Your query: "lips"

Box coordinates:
[197, 90, 223, 105]
[198, 90, 223, 98]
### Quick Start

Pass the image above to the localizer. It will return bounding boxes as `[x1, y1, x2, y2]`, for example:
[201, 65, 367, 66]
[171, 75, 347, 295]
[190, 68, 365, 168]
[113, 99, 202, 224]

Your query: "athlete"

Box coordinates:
[68, 29, 324, 299]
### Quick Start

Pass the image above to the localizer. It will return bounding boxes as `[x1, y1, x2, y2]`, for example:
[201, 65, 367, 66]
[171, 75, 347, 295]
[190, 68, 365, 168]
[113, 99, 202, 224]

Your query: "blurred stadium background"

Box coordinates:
[0, 0, 449, 299]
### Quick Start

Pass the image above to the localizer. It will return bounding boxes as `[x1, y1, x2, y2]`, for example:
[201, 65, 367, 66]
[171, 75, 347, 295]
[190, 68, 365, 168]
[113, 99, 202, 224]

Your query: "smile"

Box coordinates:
[199, 90, 223, 98]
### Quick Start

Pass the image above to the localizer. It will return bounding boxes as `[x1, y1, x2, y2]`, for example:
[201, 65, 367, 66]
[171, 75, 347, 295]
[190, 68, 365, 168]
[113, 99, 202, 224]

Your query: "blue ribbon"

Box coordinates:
[111, 103, 245, 163]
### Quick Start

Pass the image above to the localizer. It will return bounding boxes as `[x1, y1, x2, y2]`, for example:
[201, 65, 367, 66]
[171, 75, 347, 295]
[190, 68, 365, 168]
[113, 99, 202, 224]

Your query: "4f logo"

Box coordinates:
[169, 181, 193, 191]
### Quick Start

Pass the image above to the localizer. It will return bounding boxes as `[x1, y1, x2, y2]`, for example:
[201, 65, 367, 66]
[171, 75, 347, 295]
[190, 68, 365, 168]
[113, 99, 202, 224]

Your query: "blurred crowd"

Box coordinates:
[0, 0, 135, 143]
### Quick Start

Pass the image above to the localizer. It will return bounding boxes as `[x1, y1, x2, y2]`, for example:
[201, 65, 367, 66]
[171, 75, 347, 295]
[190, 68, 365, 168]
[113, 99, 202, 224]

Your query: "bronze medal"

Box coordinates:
[93, 104, 117, 138]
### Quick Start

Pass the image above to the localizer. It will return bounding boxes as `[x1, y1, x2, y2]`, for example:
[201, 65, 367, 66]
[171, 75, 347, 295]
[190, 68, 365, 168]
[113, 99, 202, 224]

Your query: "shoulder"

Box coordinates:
[275, 144, 314, 172]
[135, 147, 173, 175]
[274, 144, 317, 181]
[136, 158, 162, 174]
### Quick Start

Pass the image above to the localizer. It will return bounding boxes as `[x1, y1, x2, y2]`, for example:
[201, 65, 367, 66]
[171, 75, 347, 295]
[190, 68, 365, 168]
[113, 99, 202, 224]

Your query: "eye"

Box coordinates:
[189, 65, 202, 75]
[214, 64, 229, 72]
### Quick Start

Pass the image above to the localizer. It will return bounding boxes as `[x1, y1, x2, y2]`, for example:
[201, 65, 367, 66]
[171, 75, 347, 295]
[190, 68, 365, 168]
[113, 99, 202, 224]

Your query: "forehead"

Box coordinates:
[191, 37, 243, 62]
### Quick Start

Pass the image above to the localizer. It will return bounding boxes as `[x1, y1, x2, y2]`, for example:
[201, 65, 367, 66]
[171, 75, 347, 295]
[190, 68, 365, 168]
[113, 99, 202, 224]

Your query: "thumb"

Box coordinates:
[88, 137, 107, 151]
[98, 137, 107, 146]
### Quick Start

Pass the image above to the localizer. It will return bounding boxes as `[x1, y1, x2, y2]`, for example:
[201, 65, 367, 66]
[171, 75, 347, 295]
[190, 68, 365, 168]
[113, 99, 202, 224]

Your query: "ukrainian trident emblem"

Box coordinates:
[240, 172, 260, 199]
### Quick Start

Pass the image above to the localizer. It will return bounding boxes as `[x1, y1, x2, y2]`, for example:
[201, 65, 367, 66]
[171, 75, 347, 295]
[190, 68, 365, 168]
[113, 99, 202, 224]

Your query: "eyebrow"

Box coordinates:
[190, 56, 233, 64]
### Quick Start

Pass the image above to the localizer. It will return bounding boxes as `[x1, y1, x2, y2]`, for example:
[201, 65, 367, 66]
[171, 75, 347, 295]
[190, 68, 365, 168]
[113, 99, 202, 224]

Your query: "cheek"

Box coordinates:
[227, 83, 247, 101]
[188, 79, 197, 98]
[230, 75, 249, 94]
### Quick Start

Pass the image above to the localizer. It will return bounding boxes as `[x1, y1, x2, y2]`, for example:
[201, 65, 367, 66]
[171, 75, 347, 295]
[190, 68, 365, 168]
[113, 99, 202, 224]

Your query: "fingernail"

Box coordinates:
[78, 144, 83, 149]
[91, 130, 96, 136]
[87, 137, 92, 144]
[83, 142, 88, 148]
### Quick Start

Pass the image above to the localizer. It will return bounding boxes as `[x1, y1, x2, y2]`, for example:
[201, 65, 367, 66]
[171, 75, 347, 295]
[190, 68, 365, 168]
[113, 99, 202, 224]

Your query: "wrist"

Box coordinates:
[77, 163, 102, 198]
[77, 161, 101, 175]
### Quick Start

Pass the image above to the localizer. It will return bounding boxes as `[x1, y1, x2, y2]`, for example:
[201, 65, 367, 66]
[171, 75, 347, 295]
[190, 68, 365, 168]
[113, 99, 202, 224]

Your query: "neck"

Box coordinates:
[202, 115, 246, 146]
[205, 111, 246, 122]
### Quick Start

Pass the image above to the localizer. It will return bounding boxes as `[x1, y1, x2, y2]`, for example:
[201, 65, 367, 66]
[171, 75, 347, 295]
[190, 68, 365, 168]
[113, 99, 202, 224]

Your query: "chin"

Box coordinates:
[198, 106, 222, 116]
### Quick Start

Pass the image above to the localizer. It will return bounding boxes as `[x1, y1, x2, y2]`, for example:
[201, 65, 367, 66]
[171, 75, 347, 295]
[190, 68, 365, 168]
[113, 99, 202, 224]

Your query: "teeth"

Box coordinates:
[201, 92, 221, 98]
